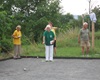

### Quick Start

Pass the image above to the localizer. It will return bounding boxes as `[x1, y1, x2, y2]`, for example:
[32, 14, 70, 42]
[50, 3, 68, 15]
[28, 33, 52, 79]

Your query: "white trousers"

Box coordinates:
[45, 45, 53, 61]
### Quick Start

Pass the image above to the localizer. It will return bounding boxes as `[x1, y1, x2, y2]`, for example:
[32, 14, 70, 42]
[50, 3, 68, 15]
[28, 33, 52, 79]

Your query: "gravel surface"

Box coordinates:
[0, 58, 100, 80]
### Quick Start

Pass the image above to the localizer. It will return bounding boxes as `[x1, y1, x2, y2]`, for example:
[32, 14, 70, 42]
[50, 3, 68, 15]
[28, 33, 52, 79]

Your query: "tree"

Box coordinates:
[59, 13, 74, 29]
[0, 0, 62, 42]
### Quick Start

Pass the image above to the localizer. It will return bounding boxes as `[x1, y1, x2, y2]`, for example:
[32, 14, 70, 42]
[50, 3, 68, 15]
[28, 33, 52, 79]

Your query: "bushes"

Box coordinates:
[57, 27, 79, 47]
[95, 31, 100, 39]
[0, 39, 13, 53]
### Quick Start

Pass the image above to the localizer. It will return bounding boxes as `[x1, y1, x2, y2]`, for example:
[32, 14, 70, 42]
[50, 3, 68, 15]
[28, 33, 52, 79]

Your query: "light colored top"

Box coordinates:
[51, 27, 57, 40]
[79, 28, 89, 41]
[51, 28, 56, 36]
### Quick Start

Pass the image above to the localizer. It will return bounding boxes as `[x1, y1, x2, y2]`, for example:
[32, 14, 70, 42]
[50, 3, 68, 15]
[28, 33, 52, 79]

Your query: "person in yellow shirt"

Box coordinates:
[12, 25, 22, 59]
[45, 22, 57, 55]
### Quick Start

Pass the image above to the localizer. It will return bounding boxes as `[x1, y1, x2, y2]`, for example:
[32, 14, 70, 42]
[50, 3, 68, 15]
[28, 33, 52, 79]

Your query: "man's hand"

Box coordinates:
[42, 41, 45, 44]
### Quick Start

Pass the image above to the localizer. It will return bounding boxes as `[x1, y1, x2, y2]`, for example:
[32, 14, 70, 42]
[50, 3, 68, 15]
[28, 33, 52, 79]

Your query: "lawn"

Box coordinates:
[20, 44, 100, 58]
[0, 42, 100, 60]
[1, 28, 100, 59]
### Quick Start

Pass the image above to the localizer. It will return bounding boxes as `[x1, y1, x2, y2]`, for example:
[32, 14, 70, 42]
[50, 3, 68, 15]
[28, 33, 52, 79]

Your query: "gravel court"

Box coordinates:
[0, 58, 100, 80]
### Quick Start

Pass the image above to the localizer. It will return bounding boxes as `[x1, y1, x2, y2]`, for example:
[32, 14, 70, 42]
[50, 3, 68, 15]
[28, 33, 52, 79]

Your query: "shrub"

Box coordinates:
[57, 27, 79, 47]
[0, 39, 13, 53]
[95, 31, 100, 39]
[21, 35, 30, 45]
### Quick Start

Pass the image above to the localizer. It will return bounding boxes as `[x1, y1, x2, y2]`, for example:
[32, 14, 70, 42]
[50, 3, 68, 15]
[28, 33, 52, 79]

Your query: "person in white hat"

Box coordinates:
[43, 25, 55, 62]
[44, 22, 58, 56]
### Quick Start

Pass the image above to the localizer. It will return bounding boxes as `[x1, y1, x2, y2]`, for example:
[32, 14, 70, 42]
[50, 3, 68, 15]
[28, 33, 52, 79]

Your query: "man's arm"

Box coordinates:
[88, 30, 90, 41]
[52, 32, 56, 44]
[53, 27, 57, 30]
[78, 35, 80, 43]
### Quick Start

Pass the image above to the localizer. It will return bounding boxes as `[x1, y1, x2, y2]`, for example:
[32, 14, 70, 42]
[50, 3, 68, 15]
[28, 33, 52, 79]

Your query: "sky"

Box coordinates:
[60, 0, 100, 15]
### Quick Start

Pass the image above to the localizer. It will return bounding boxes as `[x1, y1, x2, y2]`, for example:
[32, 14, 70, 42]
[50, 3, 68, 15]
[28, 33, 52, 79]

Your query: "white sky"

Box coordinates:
[60, 0, 100, 15]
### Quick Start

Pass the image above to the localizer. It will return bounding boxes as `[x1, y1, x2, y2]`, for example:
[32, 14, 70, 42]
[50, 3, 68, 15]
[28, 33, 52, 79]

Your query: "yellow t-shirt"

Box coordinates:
[12, 30, 22, 45]
[51, 27, 57, 40]
[51, 28, 56, 36]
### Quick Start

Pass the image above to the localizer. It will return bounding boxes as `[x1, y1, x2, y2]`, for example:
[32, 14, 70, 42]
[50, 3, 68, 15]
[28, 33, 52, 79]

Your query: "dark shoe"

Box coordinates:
[49, 60, 53, 62]
[45, 60, 49, 62]
[17, 56, 21, 59]
[13, 56, 17, 59]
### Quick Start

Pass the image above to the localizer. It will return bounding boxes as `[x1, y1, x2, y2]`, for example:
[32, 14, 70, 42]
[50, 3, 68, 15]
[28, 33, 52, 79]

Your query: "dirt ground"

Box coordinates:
[0, 58, 100, 80]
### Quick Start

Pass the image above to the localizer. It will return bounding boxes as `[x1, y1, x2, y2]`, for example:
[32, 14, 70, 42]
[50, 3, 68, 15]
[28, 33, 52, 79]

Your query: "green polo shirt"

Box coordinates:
[80, 28, 89, 41]
[43, 31, 55, 45]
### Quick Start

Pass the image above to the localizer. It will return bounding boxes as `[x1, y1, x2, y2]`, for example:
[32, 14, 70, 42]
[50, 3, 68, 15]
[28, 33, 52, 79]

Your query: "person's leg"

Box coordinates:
[54, 40, 56, 55]
[54, 47, 56, 55]
[81, 41, 85, 55]
[18, 45, 21, 58]
[14, 45, 18, 58]
[86, 47, 90, 54]
[49, 45, 53, 61]
[86, 41, 90, 54]
[45, 45, 49, 61]
[82, 46, 85, 55]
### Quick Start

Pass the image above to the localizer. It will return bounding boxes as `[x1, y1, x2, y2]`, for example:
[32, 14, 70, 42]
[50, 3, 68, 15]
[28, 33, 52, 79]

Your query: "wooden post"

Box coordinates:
[89, 12, 97, 50]
[82, 14, 84, 24]
[92, 21, 95, 50]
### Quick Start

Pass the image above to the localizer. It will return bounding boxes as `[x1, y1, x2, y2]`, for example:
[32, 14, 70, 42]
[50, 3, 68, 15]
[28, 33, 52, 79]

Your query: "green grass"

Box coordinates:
[20, 45, 100, 58]
[20, 27, 100, 58]
[1, 28, 100, 59]
[0, 53, 12, 60]
[56, 47, 81, 57]
[1, 42, 100, 59]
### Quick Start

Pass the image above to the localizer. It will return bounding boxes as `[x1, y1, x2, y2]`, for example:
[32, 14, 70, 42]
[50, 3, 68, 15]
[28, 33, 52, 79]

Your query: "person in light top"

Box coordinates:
[43, 25, 55, 62]
[44, 22, 58, 55]
[78, 22, 90, 56]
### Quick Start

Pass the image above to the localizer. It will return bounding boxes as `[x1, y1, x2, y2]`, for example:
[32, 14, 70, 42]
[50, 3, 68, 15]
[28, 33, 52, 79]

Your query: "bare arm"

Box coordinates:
[12, 34, 21, 39]
[43, 36, 45, 44]
[78, 35, 80, 43]
[53, 27, 58, 30]
[88, 32, 90, 41]
[12, 35, 19, 39]
[44, 27, 47, 30]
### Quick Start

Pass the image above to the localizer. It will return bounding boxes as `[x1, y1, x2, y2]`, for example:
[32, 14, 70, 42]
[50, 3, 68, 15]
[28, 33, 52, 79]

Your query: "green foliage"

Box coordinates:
[0, 39, 13, 53]
[0, 11, 13, 52]
[0, 0, 84, 44]
[21, 35, 30, 45]
[0, 0, 100, 56]
[21, 29, 100, 58]
[57, 27, 79, 47]
[95, 31, 100, 39]
[0, 11, 13, 39]
[0, 0, 62, 43]
[11, 0, 62, 42]
[59, 13, 74, 29]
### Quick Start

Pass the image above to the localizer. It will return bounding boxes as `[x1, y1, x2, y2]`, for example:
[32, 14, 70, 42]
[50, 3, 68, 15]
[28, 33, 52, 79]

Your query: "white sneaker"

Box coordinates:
[86, 55, 89, 57]
[82, 55, 85, 57]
